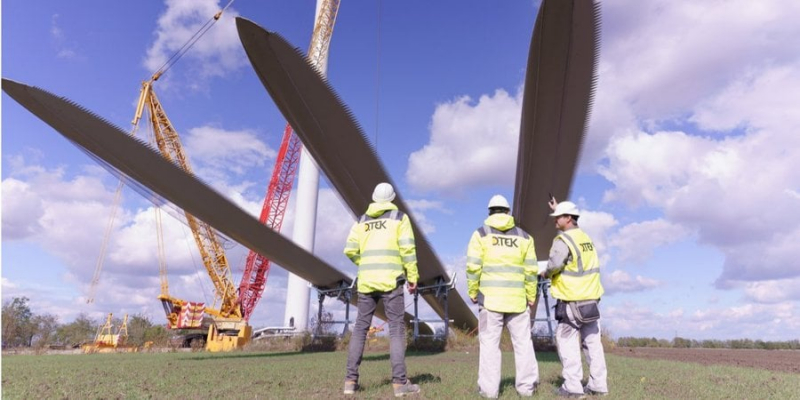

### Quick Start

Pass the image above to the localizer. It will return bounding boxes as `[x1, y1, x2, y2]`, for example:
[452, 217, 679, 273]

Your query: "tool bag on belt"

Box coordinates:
[568, 299, 600, 324]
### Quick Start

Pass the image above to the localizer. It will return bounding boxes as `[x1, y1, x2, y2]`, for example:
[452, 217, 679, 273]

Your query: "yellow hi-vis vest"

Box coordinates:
[344, 202, 419, 294]
[550, 228, 604, 301]
[466, 214, 538, 313]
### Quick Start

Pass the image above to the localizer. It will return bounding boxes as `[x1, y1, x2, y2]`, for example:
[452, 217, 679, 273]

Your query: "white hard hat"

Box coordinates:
[550, 201, 580, 217]
[487, 194, 510, 209]
[372, 182, 396, 203]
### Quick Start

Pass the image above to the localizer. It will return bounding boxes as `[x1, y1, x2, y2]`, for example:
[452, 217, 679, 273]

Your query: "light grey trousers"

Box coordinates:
[345, 286, 407, 384]
[555, 302, 608, 394]
[478, 307, 539, 397]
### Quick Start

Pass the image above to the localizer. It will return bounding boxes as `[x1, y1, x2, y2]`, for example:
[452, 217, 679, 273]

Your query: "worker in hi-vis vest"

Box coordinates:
[467, 194, 540, 398]
[343, 182, 420, 397]
[541, 198, 608, 398]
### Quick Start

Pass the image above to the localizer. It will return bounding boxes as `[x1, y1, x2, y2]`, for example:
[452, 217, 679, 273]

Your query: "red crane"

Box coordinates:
[238, 125, 302, 320]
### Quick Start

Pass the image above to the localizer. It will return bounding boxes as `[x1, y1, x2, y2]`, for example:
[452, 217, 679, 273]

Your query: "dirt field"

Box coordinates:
[613, 347, 800, 374]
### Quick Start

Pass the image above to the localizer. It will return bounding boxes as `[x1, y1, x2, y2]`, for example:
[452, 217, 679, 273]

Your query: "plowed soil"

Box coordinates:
[613, 347, 800, 374]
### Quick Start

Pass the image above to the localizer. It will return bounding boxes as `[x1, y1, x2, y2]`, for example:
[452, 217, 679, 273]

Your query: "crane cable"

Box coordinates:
[150, 0, 236, 81]
[145, 0, 236, 305]
[88, 2, 235, 305]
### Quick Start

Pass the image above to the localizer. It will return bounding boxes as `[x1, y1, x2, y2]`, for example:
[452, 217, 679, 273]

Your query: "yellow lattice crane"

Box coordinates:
[84, 0, 341, 352]
[132, 77, 250, 352]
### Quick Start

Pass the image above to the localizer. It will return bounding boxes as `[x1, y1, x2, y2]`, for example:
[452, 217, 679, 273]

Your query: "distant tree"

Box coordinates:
[143, 325, 170, 347]
[126, 314, 149, 346]
[701, 339, 724, 348]
[2, 297, 34, 347]
[127, 313, 171, 346]
[55, 313, 98, 347]
[730, 339, 755, 349]
[600, 328, 616, 351]
[30, 314, 60, 349]
[576, 335, 799, 350]
[673, 337, 692, 348]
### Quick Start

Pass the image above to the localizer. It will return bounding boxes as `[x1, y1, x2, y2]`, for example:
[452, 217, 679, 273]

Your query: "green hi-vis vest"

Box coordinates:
[466, 219, 538, 314]
[344, 207, 418, 294]
[550, 228, 604, 301]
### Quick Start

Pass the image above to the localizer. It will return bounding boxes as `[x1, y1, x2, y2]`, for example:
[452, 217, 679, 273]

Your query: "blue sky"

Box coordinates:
[3, 0, 800, 341]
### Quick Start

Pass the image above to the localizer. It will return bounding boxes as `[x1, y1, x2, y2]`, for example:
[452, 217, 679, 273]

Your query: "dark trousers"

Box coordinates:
[345, 286, 407, 384]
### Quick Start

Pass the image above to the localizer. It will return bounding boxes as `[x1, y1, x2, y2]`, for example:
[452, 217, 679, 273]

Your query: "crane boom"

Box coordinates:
[135, 81, 241, 320]
[238, 0, 340, 321]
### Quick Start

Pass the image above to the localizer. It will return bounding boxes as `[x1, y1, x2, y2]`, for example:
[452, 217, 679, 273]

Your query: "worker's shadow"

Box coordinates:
[380, 373, 441, 386]
[362, 352, 439, 362]
[498, 377, 522, 395]
[362, 353, 390, 361]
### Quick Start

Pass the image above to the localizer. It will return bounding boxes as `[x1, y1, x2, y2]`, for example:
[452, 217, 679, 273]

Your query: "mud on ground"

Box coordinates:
[613, 347, 800, 374]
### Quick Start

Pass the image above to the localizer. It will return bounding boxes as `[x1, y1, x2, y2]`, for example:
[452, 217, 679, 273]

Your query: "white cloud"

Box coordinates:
[50, 14, 77, 59]
[1, 160, 117, 260]
[2, 278, 19, 291]
[138, 124, 278, 219]
[692, 64, 800, 132]
[406, 89, 522, 193]
[609, 219, 691, 263]
[601, 127, 800, 285]
[108, 206, 198, 275]
[603, 270, 662, 294]
[0, 152, 270, 322]
[184, 125, 276, 175]
[50, 14, 63, 39]
[603, 301, 800, 340]
[689, 303, 800, 339]
[313, 188, 358, 271]
[405, 199, 448, 234]
[599, 130, 716, 208]
[667, 308, 684, 319]
[598, 0, 800, 123]
[743, 277, 800, 304]
[590, 0, 800, 290]
[143, 0, 245, 85]
[602, 303, 662, 333]
[1, 178, 44, 239]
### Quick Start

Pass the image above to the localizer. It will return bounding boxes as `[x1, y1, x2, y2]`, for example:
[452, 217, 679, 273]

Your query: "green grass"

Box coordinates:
[2, 350, 799, 399]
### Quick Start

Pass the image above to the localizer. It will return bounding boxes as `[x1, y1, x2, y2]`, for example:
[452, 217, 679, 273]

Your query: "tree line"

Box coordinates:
[2, 297, 170, 349]
[616, 336, 800, 350]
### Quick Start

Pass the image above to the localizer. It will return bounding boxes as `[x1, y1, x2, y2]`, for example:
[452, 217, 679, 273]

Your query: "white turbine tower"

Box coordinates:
[283, 0, 340, 331]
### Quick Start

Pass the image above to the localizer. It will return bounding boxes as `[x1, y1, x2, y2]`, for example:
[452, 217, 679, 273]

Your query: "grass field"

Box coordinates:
[3, 349, 800, 399]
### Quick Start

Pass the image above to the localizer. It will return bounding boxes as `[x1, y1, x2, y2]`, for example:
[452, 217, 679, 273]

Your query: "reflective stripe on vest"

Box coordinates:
[359, 209, 404, 223]
[559, 232, 599, 277]
[478, 225, 530, 239]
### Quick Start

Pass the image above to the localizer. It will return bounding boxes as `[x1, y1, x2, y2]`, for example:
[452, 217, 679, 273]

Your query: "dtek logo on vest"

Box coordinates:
[580, 242, 594, 251]
[364, 220, 387, 231]
[492, 236, 518, 247]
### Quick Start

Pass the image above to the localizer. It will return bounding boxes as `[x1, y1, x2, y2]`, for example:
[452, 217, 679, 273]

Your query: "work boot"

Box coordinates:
[583, 386, 608, 396]
[343, 381, 359, 395]
[393, 380, 420, 397]
[554, 386, 587, 398]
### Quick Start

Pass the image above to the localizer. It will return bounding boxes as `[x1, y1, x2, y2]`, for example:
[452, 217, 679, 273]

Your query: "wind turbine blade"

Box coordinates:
[237, 18, 477, 330]
[1, 78, 399, 318]
[513, 0, 601, 261]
